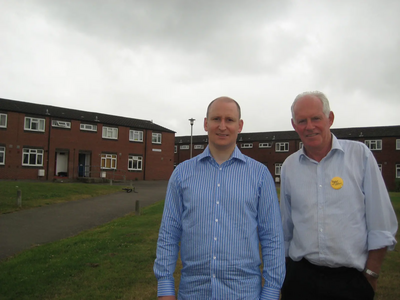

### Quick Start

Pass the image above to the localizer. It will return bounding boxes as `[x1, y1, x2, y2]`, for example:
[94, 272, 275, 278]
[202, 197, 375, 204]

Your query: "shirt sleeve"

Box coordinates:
[153, 169, 183, 297]
[279, 162, 293, 257]
[258, 170, 286, 300]
[363, 150, 398, 251]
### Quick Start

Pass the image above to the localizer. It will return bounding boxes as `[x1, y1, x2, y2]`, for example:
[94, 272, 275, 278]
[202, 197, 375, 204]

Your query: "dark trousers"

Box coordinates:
[281, 258, 375, 300]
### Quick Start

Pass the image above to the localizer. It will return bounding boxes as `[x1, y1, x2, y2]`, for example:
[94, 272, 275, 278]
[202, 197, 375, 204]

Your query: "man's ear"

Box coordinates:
[238, 119, 244, 133]
[291, 119, 296, 130]
[329, 111, 334, 127]
[204, 117, 208, 132]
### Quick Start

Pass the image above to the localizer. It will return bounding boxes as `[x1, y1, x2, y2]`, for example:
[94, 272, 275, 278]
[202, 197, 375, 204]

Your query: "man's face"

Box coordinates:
[204, 99, 243, 152]
[291, 95, 334, 154]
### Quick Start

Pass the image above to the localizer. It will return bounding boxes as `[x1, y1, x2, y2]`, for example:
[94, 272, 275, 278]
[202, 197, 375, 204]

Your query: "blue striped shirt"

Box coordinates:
[154, 146, 285, 300]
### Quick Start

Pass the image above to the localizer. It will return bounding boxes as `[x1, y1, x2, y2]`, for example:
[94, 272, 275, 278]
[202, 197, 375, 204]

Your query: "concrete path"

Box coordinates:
[0, 181, 168, 261]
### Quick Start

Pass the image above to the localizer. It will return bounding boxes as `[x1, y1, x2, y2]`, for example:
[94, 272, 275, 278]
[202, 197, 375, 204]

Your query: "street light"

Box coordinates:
[189, 118, 195, 158]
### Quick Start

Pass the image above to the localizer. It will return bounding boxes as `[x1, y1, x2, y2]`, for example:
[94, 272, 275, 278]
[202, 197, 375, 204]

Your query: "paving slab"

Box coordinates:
[0, 180, 168, 261]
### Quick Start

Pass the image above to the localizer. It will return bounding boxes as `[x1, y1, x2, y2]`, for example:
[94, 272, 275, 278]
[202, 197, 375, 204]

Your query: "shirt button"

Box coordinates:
[216, 201, 219, 205]
[214, 237, 217, 241]
[219, 168, 222, 171]
[217, 183, 220, 187]
[213, 256, 216, 260]
[215, 219, 218, 222]
[320, 229, 323, 232]
[213, 274, 216, 278]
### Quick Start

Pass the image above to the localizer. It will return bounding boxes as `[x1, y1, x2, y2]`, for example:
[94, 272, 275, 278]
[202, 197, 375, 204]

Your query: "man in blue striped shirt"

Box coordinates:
[154, 97, 285, 300]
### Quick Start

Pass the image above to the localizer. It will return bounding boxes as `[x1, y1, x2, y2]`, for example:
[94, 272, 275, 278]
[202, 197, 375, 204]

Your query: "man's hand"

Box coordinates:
[363, 273, 378, 291]
[158, 296, 176, 300]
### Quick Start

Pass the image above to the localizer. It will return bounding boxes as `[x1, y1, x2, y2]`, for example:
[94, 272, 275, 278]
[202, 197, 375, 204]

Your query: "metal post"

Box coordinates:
[189, 118, 195, 158]
[17, 190, 22, 207]
[135, 200, 140, 216]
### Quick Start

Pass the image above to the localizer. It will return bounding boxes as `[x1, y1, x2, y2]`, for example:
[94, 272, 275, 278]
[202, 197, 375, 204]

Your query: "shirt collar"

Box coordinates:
[299, 133, 344, 161]
[198, 145, 246, 163]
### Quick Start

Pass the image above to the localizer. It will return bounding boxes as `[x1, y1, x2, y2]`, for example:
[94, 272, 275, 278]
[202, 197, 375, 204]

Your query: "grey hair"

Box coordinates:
[291, 91, 331, 121]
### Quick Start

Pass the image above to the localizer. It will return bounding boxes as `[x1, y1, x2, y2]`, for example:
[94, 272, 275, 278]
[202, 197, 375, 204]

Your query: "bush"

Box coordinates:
[396, 179, 400, 192]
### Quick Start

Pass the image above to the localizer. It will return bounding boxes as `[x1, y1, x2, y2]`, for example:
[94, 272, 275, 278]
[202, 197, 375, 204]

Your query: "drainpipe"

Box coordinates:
[46, 116, 51, 180]
[143, 129, 147, 180]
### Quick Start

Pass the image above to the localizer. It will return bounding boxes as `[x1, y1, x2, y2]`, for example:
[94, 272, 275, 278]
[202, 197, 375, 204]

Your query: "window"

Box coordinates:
[128, 155, 142, 171]
[52, 120, 71, 128]
[174, 145, 177, 153]
[180, 145, 189, 150]
[129, 130, 143, 142]
[101, 154, 117, 169]
[24, 117, 45, 132]
[22, 148, 44, 166]
[275, 163, 283, 176]
[241, 143, 253, 149]
[102, 126, 118, 140]
[80, 124, 97, 132]
[397, 164, 400, 179]
[299, 142, 303, 149]
[0, 113, 7, 128]
[396, 139, 400, 150]
[378, 164, 382, 173]
[259, 143, 272, 148]
[194, 145, 204, 150]
[275, 142, 289, 152]
[0, 146, 5, 165]
[152, 133, 162, 144]
[365, 140, 382, 150]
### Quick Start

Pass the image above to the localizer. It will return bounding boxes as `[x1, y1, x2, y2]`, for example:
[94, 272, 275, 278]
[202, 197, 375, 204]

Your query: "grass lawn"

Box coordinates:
[0, 183, 398, 299]
[0, 181, 122, 214]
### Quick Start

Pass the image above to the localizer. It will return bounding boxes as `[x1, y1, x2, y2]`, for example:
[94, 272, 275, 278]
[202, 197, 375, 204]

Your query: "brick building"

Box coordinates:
[175, 126, 400, 191]
[0, 98, 175, 181]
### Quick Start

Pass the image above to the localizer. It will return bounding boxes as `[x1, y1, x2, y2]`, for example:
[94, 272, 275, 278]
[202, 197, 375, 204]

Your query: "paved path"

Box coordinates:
[0, 181, 168, 261]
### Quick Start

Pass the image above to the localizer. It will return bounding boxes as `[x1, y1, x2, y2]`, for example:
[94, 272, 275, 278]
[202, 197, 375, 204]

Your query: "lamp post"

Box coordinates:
[189, 118, 195, 158]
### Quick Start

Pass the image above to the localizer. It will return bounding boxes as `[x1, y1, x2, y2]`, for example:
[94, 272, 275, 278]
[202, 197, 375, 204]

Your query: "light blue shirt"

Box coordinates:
[154, 146, 285, 300]
[280, 135, 398, 271]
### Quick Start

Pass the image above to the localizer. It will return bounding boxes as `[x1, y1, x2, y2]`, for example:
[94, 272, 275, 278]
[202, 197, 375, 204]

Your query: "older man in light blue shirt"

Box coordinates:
[280, 91, 398, 300]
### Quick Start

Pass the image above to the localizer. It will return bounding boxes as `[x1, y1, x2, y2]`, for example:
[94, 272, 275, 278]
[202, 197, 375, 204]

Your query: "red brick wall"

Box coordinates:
[0, 112, 174, 181]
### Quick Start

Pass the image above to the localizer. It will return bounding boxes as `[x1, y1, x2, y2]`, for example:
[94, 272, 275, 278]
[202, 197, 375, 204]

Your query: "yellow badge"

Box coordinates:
[330, 177, 343, 190]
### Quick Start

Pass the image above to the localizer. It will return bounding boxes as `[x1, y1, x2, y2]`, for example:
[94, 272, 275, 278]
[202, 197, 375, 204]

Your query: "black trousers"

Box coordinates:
[281, 258, 375, 300]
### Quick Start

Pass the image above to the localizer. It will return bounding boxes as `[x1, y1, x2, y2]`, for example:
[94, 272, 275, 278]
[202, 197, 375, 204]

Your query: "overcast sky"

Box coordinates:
[1, 0, 399, 136]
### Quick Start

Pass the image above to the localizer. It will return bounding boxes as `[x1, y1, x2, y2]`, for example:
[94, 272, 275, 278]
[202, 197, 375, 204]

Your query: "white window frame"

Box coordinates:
[0, 146, 5, 165]
[275, 163, 283, 176]
[102, 126, 118, 140]
[129, 130, 143, 142]
[52, 120, 71, 129]
[22, 148, 44, 166]
[80, 124, 97, 132]
[365, 140, 382, 150]
[128, 155, 143, 171]
[241, 143, 253, 149]
[275, 142, 289, 152]
[259, 142, 272, 148]
[0, 113, 7, 128]
[396, 164, 400, 179]
[180, 145, 189, 150]
[101, 154, 117, 169]
[378, 164, 382, 173]
[174, 145, 177, 153]
[194, 145, 204, 150]
[24, 117, 45, 132]
[396, 139, 400, 150]
[152, 133, 162, 144]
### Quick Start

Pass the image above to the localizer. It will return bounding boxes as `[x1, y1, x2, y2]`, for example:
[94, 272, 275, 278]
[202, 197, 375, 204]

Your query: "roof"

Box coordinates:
[175, 125, 400, 144]
[0, 97, 175, 133]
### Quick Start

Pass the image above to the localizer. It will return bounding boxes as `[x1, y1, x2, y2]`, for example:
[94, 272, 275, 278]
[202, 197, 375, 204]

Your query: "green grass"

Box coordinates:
[0, 186, 398, 299]
[0, 181, 122, 214]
